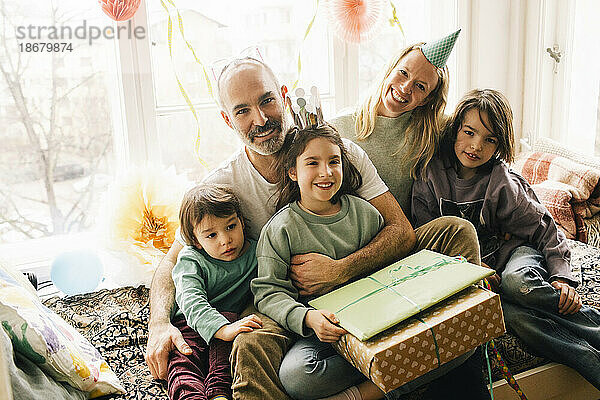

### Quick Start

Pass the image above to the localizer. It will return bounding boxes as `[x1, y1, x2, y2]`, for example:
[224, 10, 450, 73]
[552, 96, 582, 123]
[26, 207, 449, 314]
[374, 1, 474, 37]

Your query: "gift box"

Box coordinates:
[334, 286, 505, 393]
[309, 249, 494, 340]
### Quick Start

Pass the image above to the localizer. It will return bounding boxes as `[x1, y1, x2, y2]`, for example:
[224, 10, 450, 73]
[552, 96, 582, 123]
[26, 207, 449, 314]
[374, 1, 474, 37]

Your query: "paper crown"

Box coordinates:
[421, 29, 461, 69]
[285, 86, 325, 130]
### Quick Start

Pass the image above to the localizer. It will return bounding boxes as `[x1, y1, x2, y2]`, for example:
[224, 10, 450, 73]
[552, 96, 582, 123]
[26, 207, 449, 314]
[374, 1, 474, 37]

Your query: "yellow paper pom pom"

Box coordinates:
[100, 166, 192, 285]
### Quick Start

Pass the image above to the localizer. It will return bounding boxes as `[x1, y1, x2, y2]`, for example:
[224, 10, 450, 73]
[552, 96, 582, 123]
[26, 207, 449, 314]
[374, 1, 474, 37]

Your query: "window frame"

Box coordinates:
[116, 1, 161, 167]
[522, 0, 599, 155]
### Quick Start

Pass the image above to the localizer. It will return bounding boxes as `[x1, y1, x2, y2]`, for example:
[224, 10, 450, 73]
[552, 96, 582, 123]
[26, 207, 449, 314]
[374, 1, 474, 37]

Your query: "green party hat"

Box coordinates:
[421, 29, 461, 68]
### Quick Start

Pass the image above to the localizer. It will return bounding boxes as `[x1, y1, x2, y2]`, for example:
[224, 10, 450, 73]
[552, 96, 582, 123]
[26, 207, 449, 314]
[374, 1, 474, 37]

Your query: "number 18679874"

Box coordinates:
[19, 42, 73, 52]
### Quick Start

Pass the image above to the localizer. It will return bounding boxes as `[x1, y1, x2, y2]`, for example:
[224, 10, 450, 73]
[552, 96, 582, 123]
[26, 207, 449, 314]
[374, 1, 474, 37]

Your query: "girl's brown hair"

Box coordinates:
[179, 184, 245, 247]
[354, 43, 449, 178]
[275, 124, 362, 210]
[440, 88, 515, 170]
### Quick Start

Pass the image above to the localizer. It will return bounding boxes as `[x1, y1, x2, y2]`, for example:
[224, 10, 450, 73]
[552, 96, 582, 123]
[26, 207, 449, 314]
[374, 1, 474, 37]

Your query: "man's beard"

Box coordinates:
[245, 118, 286, 156]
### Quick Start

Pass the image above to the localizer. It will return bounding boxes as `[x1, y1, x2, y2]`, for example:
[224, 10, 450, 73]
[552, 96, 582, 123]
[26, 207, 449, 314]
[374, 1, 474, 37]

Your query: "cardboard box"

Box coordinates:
[309, 249, 494, 340]
[333, 286, 505, 393]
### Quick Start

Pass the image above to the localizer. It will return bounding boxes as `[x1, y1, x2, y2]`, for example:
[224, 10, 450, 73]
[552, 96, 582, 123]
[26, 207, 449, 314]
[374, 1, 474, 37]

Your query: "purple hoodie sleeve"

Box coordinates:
[487, 166, 575, 286]
[411, 175, 441, 228]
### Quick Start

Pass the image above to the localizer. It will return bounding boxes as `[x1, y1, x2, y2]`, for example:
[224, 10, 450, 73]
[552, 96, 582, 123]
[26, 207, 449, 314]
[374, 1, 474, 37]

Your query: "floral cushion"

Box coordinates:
[0, 262, 125, 398]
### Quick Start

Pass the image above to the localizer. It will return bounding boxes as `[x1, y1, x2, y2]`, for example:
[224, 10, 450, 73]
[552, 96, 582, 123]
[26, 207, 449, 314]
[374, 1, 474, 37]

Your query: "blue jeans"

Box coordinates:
[278, 335, 475, 400]
[500, 245, 600, 389]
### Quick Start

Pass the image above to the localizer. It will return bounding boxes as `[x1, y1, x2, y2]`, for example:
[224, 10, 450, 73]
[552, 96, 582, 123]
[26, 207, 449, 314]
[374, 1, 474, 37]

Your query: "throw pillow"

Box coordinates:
[0, 261, 125, 397]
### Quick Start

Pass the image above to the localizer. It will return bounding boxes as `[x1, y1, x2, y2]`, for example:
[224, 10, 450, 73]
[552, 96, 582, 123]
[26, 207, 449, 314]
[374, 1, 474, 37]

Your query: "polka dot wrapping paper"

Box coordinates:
[334, 286, 505, 393]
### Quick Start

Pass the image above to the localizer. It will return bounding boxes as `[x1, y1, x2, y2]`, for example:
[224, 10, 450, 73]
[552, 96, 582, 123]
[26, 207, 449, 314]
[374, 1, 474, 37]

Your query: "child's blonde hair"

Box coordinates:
[179, 184, 246, 247]
[354, 43, 449, 178]
[441, 88, 515, 168]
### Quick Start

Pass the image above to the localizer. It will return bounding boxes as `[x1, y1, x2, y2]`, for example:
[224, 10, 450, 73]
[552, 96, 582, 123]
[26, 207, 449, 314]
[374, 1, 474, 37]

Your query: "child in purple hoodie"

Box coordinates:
[412, 88, 600, 389]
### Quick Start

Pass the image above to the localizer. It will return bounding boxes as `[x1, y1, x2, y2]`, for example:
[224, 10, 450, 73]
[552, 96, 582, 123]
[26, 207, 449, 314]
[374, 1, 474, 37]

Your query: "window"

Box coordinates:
[146, 0, 334, 181]
[0, 0, 121, 245]
[523, 0, 600, 156]
[0, 0, 452, 269]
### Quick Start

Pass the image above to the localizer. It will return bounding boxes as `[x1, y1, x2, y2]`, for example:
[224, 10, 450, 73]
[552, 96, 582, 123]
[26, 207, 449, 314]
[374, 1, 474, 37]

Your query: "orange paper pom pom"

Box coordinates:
[327, 0, 384, 43]
[99, 0, 141, 22]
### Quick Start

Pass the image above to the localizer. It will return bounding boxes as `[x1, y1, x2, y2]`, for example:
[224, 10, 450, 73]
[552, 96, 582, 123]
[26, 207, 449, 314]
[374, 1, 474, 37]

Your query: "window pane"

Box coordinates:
[156, 110, 242, 182]
[0, 0, 119, 243]
[567, 0, 600, 156]
[147, 0, 333, 176]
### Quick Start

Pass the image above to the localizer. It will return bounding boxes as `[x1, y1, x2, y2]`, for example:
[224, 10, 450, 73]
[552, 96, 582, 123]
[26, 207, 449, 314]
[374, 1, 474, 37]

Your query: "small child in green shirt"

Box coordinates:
[168, 184, 262, 400]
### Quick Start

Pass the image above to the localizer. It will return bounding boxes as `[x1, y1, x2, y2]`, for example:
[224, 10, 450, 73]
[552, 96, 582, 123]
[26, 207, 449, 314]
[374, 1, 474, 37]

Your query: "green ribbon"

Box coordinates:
[484, 342, 494, 400]
[334, 256, 472, 385]
[416, 317, 441, 367]
[335, 256, 464, 315]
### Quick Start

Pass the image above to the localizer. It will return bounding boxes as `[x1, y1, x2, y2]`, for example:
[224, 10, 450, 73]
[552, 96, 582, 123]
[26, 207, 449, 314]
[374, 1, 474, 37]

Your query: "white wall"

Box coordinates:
[457, 0, 527, 149]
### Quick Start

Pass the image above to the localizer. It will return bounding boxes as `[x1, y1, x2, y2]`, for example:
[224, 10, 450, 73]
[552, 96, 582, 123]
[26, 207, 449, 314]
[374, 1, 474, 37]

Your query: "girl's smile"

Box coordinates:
[288, 137, 343, 215]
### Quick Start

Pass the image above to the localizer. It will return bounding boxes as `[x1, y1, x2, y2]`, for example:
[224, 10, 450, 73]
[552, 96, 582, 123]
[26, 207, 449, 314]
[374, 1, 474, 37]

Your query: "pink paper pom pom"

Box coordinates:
[327, 0, 384, 43]
[99, 0, 141, 22]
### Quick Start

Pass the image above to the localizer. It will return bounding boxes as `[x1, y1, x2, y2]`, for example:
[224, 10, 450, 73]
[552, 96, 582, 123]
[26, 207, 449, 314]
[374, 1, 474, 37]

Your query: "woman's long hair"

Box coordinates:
[354, 43, 449, 179]
[275, 124, 362, 211]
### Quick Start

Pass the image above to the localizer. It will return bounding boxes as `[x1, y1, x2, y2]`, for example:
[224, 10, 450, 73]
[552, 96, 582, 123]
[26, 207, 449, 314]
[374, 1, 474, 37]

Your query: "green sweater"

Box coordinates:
[252, 195, 384, 336]
[172, 240, 257, 343]
[331, 112, 414, 214]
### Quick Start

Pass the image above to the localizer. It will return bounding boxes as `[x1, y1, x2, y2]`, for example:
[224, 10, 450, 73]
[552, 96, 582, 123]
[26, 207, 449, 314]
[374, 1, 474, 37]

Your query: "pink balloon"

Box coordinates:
[99, 0, 142, 22]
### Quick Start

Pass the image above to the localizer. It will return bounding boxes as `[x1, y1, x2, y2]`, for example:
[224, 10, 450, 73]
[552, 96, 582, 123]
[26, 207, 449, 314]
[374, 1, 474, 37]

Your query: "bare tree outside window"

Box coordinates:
[0, 0, 117, 243]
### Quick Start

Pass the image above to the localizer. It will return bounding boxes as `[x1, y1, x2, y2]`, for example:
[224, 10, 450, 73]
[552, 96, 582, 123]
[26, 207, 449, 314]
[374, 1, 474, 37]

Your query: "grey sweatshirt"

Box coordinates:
[252, 195, 384, 336]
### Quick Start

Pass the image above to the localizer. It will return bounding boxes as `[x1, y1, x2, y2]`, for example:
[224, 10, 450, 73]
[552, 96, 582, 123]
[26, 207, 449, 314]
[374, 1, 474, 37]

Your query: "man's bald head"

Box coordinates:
[217, 58, 280, 109]
[217, 59, 288, 156]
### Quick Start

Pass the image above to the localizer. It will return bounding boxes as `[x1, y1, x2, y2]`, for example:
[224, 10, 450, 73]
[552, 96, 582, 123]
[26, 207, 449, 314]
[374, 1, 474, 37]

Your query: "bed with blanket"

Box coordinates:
[34, 238, 599, 400]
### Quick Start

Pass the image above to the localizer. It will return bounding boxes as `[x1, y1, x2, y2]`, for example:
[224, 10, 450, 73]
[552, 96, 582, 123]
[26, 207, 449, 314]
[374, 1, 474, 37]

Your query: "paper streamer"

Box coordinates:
[388, 1, 404, 36]
[292, 0, 320, 89]
[159, 0, 215, 168]
[482, 278, 528, 400]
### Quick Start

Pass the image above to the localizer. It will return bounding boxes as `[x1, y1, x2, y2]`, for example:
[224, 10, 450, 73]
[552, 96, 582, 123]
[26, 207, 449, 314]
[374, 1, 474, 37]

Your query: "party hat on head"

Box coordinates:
[286, 86, 325, 130]
[421, 29, 461, 69]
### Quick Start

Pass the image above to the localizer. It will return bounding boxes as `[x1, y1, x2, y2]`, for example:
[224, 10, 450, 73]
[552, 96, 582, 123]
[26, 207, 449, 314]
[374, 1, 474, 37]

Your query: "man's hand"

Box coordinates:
[552, 279, 582, 315]
[290, 253, 342, 296]
[486, 273, 502, 293]
[213, 314, 263, 342]
[145, 322, 192, 380]
[304, 309, 347, 343]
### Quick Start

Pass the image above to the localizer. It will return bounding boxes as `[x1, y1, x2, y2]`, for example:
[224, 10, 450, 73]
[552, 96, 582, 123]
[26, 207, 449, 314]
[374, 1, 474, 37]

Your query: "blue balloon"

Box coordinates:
[51, 250, 103, 295]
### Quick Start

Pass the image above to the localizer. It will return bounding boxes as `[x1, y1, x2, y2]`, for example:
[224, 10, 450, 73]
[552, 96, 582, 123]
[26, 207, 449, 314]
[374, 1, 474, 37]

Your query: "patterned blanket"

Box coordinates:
[43, 286, 167, 400]
[514, 152, 600, 242]
[42, 240, 600, 399]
